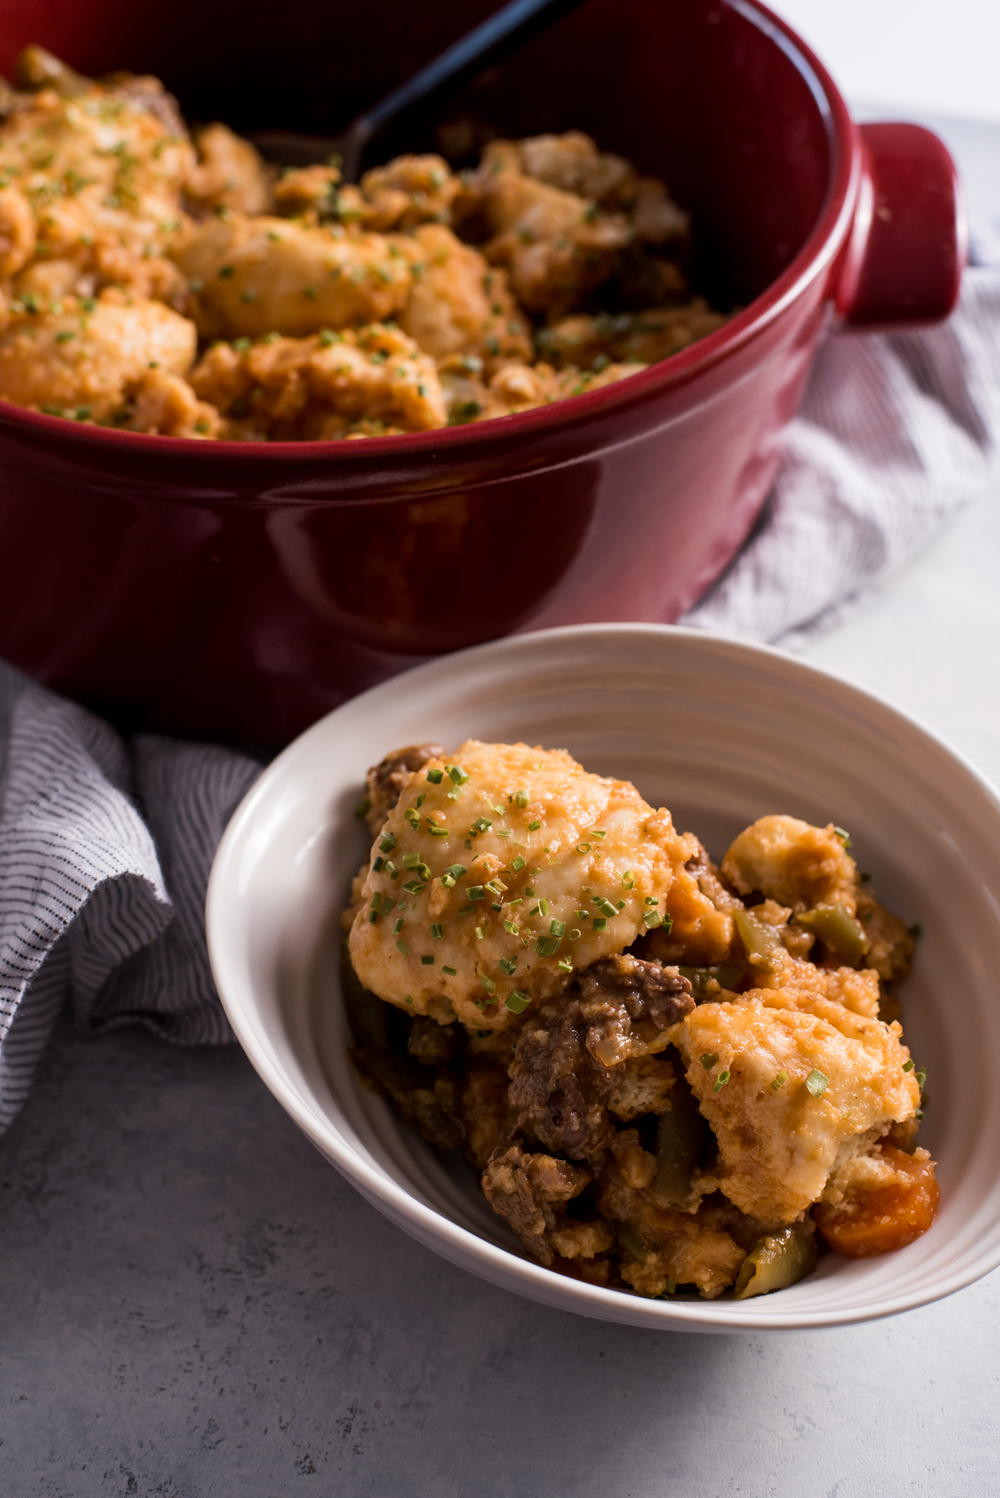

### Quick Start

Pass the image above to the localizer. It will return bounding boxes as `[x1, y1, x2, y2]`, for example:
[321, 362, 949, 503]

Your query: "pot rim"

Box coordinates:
[0, 0, 859, 466]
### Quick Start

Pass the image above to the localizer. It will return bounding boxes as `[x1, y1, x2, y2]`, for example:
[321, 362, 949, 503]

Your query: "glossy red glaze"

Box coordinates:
[0, 0, 964, 747]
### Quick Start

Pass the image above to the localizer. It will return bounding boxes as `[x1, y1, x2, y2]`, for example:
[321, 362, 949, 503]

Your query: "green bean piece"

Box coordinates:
[733, 909, 785, 968]
[733, 1224, 818, 1299]
[678, 963, 746, 1000]
[653, 1083, 708, 1207]
[617, 1221, 651, 1261]
[795, 904, 868, 966]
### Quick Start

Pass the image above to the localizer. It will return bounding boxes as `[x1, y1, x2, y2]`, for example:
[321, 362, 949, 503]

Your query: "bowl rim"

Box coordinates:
[0, 0, 859, 472]
[206, 622, 1000, 1331]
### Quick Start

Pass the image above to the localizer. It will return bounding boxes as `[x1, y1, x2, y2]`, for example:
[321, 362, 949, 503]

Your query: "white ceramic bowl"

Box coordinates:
[206, 625, 1000, 1332]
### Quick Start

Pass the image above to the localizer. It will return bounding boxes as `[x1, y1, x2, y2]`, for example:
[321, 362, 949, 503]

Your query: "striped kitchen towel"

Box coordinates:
[0, 256, 998, 1133]
[0, 664, 259, 1129]
[686, 237, 1000, 641]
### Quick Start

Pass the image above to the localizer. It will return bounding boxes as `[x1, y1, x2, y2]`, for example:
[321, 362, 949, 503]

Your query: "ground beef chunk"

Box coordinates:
[684, 837, 743, 912]
[351, 1044, 463, 1152]
[406, 1016, 463, 1068]
[481, 1142, 590, 1264]
[506, 955, 693, 1159]
[458, 1065, 512, 1169]
[364, 743, 445, 835]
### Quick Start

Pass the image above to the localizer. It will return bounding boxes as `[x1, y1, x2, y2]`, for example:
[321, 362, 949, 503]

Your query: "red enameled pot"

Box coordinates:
[0, 0, 964, 747]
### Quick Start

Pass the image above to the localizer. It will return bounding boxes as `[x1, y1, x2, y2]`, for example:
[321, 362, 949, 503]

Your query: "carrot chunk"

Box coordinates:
[814, 1146, 939, 1258]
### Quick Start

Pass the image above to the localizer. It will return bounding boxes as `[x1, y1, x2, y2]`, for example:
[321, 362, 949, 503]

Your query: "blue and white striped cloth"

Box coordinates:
[1, 254, 998, 1133]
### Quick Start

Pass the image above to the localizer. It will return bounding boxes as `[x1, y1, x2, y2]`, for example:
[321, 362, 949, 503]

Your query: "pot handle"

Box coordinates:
[836, 122, 966, 329]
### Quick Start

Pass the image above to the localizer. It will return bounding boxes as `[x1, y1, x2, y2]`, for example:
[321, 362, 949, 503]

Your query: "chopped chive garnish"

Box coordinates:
[568, 928, 582, 941]
[643, 911, 663, 928]
[833, 825, 851, 847]
[644, 896, 658, 906]
[524, 886, 535, 897]
[700, 1053, 718, 1070]
[514, 790, 529, 807]
[557, 958, 573, 973]
[379, 832, 396, 852]
[593, 897, 618, 918]
[415, 794, 425, 808]
[549, 919, 566, 937]
[441, 863, 467, 887]
[916, 1069, 927, 1089]
[485, 879, 506, 897]
[466, 886, 486, 901]
[373, 857, 384, 872]
[404, 808, 420, 829]
[481, 976, 497, 994]
[396, 938, 409, 955]
[474, 925, 486, 940]
[447, 765, 469, 785]
[661, 914, 673, 933]
[576, 843, 591, 854]
[426, 818, 449, 837]
[503, 921, 520, 936]
[622, 872, 635, 889]
[426, 768, 444, 783]
[528, 820, 541, 831]
[713, 1069, 731, 1093]
[383, 860, 397, 880]
[402, 880, 425, 894]
[442, 965, 457, 976]
[805, 1069, 829, 1097]
[496, 829, 512, 837]
[902, 1059, 914, 1072]
[591, 830, 607, 840]
[420, 955, 434, 966]
[770, 1071, 787, 1091]
[430, 924, 444, 940]
[535, 935, 561, 956]
[499, 957, 518, 975]
[393, 918, 404, 934]
[511, 855, 526, 872]
[593, 918, 607, 931]
[469, 817, 492, 836]
[491, 803, 506, 817]
[505, 991, 531, 1014]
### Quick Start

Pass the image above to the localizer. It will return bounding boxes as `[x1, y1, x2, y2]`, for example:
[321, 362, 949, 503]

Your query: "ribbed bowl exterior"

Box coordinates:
[207, 626, 1000, 1331]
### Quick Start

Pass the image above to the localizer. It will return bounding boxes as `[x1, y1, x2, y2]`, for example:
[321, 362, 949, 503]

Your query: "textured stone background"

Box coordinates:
[2, 1015, 998, 1498]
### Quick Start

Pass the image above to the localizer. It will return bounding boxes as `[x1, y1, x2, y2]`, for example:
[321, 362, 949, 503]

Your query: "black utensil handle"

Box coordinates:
[357, 0, 587, 141]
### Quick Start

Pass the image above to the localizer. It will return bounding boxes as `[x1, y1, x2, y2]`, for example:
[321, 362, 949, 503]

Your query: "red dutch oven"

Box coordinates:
[0, 0, 963, 746]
